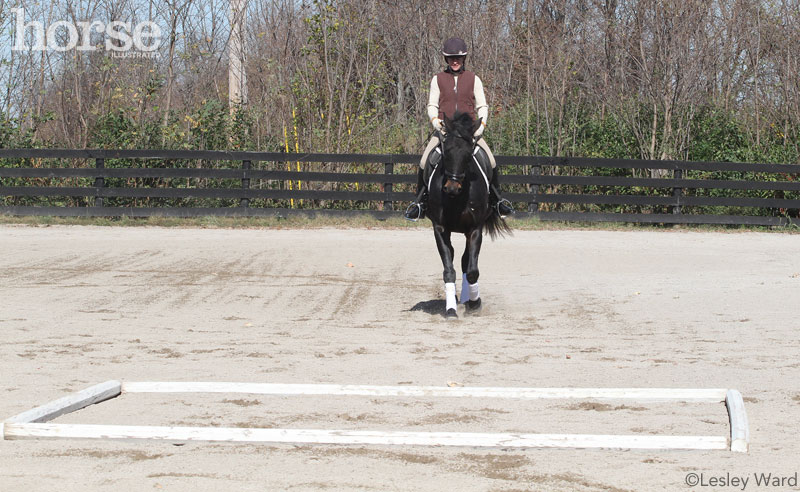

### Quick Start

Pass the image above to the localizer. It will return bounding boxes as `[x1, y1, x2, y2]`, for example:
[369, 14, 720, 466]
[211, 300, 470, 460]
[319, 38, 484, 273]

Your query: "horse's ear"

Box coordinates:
[442, 115, 453, 133]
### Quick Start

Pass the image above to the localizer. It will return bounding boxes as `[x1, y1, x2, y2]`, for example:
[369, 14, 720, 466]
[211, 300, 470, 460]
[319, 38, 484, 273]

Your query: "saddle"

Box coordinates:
[423, 144, 442, 185]
[472, 143, 491, 177]
[423, 137, 491, 187]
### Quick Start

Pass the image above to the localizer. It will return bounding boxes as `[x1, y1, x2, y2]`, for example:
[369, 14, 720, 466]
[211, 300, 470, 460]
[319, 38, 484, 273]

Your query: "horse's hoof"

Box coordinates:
[445, 308, 458, 319]
[465, 298, 482, 314]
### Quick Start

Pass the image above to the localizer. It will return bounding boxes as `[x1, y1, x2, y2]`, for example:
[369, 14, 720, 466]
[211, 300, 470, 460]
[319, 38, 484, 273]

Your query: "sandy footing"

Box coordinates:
[1, 225, 798, 491]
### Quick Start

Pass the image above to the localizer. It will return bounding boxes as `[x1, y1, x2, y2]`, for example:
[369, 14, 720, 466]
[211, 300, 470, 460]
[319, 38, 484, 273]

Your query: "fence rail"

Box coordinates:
[2, 148, 799, 226]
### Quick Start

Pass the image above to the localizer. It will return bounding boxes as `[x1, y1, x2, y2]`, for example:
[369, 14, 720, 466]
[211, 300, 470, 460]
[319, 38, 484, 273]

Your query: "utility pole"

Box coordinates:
[229, 0, 247, 112]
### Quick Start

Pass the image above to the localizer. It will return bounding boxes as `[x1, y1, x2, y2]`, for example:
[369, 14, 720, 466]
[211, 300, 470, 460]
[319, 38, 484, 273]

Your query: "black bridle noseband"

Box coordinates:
[445, 169, 466, 183]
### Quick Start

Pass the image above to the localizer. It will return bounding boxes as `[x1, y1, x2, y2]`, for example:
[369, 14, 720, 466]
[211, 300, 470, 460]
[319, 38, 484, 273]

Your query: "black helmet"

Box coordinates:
[442, 37, 468, 57]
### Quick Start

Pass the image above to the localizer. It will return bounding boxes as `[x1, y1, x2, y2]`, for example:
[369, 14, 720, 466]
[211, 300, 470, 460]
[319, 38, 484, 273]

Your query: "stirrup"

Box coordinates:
[495, 198, 514, 219]
[404, 202, 425, 222]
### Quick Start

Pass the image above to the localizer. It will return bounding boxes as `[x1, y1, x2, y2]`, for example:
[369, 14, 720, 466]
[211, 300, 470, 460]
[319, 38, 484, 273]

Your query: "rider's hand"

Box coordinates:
[431, 117, 444, 133]
[473, 120, 485, 138]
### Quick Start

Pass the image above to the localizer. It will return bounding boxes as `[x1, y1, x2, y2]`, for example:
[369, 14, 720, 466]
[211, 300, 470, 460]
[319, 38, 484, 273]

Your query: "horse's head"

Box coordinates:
[441, 113, 482, 197]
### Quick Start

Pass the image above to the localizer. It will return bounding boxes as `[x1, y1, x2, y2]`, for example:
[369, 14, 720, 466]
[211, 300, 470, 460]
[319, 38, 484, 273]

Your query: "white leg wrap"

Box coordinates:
[469, 282, 480, 302]
[445, 282, 457, 312]
[460, 273, 469, 304]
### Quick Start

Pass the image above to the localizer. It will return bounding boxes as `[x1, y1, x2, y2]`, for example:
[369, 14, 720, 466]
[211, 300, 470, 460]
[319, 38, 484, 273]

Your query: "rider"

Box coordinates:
[405, 37, 514, 221]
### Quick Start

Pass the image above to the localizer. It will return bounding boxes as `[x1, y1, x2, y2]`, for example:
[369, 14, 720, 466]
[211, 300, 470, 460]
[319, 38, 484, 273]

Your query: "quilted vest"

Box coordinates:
[436, 70, 476, 120]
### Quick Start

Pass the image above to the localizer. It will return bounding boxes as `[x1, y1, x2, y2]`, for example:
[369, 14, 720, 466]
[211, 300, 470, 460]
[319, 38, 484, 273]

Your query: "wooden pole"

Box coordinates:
[228, 0, 247, 111]
[122, 382, 729, 402]
[383, 163, 393, 211]
[3, 423, 729, 450]
[4, 380, 121, 425]
[726, 389, 749, 453]
[672, 167, 683, 215]
[529, 163, 540, 213]
[94, 158, 105, 208]
[240, 159, 251, 208]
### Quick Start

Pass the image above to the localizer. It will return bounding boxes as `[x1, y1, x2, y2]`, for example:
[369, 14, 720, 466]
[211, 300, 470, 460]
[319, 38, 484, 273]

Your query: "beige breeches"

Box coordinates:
[419, 136, 496, 170]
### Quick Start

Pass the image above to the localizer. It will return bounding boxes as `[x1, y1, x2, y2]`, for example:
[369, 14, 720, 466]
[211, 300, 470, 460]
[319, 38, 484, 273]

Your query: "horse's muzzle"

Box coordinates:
[444, 173, 464, 196]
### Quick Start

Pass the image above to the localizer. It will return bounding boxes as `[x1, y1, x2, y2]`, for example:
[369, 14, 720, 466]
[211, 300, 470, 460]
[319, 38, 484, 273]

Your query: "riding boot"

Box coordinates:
[404, 168, 428, 221]
[490, 171, 514, 218]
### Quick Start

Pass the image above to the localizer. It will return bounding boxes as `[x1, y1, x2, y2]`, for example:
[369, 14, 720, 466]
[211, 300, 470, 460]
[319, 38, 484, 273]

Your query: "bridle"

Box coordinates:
[436, 130, 491, 195]
[445, 169, 466, 184]
[440, 131, 471, 185]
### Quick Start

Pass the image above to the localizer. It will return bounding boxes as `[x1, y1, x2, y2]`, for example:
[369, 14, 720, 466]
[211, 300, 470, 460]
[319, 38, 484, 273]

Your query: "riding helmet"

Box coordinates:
[442, 37, 468, 57]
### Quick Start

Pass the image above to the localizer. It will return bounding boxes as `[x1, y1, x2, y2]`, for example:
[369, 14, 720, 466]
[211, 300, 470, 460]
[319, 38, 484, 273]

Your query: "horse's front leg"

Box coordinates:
[461, 227, 483, 313]
[433, 225, 458, 318]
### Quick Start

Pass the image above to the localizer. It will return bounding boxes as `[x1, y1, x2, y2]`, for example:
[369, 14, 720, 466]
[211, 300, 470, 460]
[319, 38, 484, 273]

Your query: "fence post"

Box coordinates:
[384, 162, 393, 211]
[528, 164, 541, 213]
[241, 159, 251, 209]
[94, 158, 105, 208]
[672, 167, 683, 215]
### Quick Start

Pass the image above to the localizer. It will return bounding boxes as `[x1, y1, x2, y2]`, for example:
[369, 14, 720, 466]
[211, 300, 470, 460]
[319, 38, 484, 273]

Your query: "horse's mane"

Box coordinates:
[447, 112, 477, 141]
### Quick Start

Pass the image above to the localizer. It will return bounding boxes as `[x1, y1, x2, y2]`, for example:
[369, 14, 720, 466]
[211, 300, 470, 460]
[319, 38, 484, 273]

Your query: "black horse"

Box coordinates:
[426, 112, 511, 318]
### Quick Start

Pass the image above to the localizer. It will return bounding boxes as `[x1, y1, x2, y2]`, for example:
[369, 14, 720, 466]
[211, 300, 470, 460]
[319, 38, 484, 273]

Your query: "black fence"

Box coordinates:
[2, 148, 800, 226]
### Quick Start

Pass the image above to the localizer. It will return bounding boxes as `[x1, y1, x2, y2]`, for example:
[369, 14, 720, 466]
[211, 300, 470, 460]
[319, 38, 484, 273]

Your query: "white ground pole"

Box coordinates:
[726, 389, 749, 453]
[2, 381, 749, 452]
[4, 380, 121, 424]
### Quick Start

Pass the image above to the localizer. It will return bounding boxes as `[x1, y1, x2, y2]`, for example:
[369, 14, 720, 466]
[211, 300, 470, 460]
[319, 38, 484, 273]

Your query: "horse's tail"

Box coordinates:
[484, 210, 513, 240]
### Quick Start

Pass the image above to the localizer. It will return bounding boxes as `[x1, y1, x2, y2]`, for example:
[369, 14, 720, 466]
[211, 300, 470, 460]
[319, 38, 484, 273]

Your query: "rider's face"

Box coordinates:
[446, 56, 464, 71]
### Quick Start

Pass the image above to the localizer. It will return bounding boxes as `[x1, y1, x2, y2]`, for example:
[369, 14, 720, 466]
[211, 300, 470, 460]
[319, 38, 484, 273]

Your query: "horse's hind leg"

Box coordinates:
[433, 226, 458, 318]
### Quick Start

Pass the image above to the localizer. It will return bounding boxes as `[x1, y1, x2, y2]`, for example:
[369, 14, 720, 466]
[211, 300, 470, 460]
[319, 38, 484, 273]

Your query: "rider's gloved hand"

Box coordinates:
[431, 117, 444, 133]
